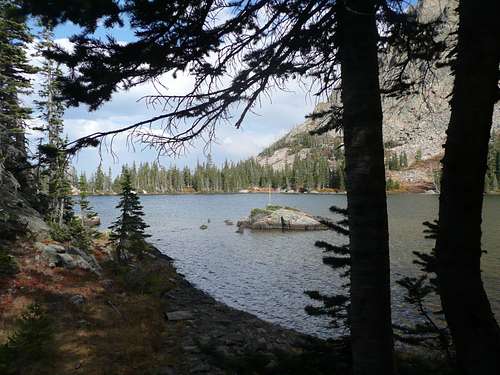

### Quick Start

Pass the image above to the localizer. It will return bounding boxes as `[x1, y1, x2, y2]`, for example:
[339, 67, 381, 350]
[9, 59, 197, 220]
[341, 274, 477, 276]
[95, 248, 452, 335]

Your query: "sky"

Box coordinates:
[26, 18, 322, 176]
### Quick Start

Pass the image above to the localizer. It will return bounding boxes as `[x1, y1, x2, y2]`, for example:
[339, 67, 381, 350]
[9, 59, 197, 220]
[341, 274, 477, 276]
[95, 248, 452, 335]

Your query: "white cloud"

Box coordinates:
[213, 128, 288, 160]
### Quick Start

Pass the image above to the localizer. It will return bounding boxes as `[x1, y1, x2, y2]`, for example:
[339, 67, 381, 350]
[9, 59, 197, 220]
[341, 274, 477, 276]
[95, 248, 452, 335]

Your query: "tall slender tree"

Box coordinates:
[34, 25, 69, 224]
[78, 174, 97, 226]
[0, 0, 36, 209]
[435, 0, 500, 373]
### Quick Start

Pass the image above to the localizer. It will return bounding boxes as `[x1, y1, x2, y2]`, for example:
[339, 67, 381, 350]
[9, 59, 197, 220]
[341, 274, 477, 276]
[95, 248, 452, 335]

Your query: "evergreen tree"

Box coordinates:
[415, 149, 423, 162]
[0, 0, 36, 214]
[485, 132, 500, 192]
[34, 24, 70, 224]
[78, 175, 96, 224]
[70, 166, 78, 187]
[94, 162, 105, 192]
[399, 152, 408, 169]
[83, 149, 416, 195]
[109, 169, 150, 262]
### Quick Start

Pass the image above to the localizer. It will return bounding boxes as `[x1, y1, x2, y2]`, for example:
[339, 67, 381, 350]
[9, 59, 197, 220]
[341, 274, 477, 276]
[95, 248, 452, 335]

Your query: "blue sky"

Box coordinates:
[26, 19, 319, 176]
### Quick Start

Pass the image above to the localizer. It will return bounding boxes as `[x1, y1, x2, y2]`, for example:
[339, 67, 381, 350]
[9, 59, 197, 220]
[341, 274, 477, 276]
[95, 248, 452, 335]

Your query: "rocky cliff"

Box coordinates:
[256, 0, 499, 191]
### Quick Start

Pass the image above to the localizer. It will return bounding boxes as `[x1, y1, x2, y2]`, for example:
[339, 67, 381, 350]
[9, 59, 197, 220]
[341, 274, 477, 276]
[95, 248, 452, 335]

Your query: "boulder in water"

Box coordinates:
[237, 205, 327, 231]
[85, 215, 101, 227]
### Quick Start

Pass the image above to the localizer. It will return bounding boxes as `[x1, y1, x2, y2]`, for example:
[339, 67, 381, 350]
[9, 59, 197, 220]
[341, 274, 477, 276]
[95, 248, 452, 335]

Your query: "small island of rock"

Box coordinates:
[237, 205, 328, 231]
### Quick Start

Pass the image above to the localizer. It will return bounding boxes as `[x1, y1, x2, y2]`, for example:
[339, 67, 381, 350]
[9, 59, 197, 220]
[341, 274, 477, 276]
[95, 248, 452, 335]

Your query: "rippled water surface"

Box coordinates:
[89, 193, 500, 338]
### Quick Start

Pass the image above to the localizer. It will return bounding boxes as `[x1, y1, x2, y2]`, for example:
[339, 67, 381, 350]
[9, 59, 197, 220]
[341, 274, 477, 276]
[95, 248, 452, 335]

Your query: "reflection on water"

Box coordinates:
[89, 193, 500, 338]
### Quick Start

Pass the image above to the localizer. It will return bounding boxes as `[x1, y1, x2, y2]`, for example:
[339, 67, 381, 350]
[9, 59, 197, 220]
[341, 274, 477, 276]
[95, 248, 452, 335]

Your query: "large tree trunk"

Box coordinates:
[339, 1, 394, 374]
[436, 1, 500, 373]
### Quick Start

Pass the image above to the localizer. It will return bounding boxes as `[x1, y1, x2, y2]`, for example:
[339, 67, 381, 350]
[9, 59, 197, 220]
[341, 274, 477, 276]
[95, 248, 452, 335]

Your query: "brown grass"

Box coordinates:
[0, 240, 183, 375]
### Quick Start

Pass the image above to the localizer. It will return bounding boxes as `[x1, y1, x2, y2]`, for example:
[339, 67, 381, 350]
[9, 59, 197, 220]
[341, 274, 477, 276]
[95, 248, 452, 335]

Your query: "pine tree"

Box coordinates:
[0, 0, 36, 213]
[415, 149, 423, 162]
[109, 169, 150, 262]
[78, 175, 97, 225]
[34, 24, 70, 224]
[106, 167, 113, 192]
[485, 132, 500, 192]
[94, 163, 105, 192]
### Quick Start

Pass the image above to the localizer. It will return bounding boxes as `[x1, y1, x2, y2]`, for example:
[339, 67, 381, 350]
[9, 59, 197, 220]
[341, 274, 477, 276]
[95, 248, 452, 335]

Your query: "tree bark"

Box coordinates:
[339, 1, 394, 374]
[436, 1, 500, 373]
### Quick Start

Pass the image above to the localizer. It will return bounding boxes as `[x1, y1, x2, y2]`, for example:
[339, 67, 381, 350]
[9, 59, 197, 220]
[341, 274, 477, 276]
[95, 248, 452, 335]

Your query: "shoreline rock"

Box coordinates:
[34, 241, 102, 275]
[237, 205, 328, 231]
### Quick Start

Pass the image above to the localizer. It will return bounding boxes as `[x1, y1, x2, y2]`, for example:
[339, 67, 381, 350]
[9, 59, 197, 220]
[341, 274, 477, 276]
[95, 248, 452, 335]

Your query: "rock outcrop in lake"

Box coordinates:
[237, 205, 327, 231]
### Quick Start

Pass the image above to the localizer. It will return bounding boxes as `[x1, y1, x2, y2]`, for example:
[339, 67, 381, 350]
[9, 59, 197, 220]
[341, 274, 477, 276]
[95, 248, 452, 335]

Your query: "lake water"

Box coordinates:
[88, 193, 500, 338]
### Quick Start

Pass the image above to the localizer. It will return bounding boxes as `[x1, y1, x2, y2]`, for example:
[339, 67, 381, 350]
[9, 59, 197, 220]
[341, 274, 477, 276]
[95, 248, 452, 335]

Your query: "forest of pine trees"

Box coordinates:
[78, 153, 342, 194]
[77, 132, 500, 195]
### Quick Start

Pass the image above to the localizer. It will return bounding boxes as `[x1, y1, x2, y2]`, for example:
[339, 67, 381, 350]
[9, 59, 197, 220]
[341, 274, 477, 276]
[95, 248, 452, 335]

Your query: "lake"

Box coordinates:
[88, 193, 500, 338]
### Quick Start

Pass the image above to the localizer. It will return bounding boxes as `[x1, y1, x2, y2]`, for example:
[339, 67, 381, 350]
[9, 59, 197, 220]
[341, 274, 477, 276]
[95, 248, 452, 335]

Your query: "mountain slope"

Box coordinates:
[256, 0, 499, 191]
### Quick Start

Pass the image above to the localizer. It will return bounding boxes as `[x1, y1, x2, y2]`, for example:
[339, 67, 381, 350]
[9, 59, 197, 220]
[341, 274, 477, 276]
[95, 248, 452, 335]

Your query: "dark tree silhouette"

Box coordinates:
[305, 206, 351, 336]
[337, 2, 395, 372]
[434, 0, 500, 373]
[394, 221, 452, 360]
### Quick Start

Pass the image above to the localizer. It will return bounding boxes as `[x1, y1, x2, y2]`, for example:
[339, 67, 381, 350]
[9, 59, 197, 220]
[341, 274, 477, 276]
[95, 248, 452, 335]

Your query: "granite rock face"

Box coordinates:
[35, 242, 102, 274]
[256, 0, 498, 189]
[238, 206, 327, 231]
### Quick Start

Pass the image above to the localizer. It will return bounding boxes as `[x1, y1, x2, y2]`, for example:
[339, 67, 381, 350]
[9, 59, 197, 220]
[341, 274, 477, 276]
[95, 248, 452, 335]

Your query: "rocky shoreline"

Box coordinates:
[159, 266, 330, 374]
[2, 222, 343, 374]
[145, 245, 334, 374]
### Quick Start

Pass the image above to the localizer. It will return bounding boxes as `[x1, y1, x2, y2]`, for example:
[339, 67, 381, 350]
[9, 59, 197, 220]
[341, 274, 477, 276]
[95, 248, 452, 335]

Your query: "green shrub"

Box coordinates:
[49, 220, 93, 253]
[123, 268, 168, 295]
[49, 223, 71, 242]
[266, 205, 283, 211]
[68, 218, 92, 253]
[198, 340, 349, 375]
[0, 304, 54, 375]
[0, 211, 27, 243]
[387, 178, 401, 191]
[384, 140, 402, 149]
[415, 149, 423, 162]
[397, 352, 455, 375]
[0, 249, 18, 277]
[250, 208, 271, 218]
[105, 261, 168, 295]
[129, 238, 150, 259]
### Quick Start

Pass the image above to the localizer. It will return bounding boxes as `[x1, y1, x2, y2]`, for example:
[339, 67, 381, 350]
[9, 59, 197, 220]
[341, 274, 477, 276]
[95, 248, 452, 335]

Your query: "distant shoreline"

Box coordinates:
[82, 190, 445, 198]
[82, 190, 500, 197]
